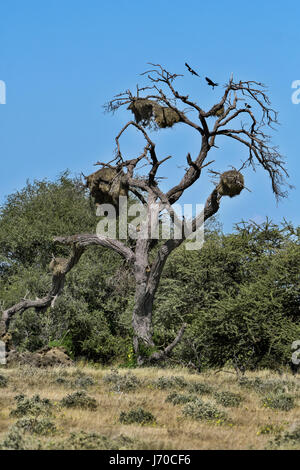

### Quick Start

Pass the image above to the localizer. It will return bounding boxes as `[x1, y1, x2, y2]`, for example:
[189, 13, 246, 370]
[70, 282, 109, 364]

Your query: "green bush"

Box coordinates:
[103, 369, 141, 392]
[214, 391, 243, 407]
[155, 221, 300, 371]
[165, 392, 197, 405]
[73, 375, 95, 389]
[10, 394, 53, 417]
[60, 391, 97, 410]
[0, 374, 8, 388]
[271, 423, 300, 448]
[1, 175, 300, 370]
[183, 399, 226, 422]
[54, 431, 136, 450]
[239, 377, 297, 394]
[151, 376, 188, 390]
[262, 393, 295, 411]
[53, 376, 70, 387]
[0, 428, 26, 450]
[15, 417, 56, 435]
[119, 408, 156, 425]
[187, 382, 213, 395]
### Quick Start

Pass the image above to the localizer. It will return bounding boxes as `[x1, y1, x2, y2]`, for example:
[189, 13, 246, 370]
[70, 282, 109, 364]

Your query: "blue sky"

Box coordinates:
[0, 0, 299, 233]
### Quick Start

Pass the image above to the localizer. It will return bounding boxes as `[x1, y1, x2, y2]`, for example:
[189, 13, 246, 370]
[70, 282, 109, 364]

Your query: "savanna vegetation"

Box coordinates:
[0, 366, 300, 450]
[0, 173, 299, 372]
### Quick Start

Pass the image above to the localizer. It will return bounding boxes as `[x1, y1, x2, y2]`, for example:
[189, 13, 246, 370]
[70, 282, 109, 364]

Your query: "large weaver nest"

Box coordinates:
[85, 167, 128, 209]
[217, 170, 244, 197]
[127, 98, 182, 128]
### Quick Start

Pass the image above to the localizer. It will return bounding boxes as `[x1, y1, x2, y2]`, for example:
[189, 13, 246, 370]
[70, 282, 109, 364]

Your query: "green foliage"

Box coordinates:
[10, 394, 53, 417]
[0, 173, 133, 362]
[214, 391, 243, 407]
[269, 422, 300, 448]
[187, 382, 213, 395]
[103, 369, 141, 392]
[0, 171, 96, 268]
[124, 345, 137, 368]
[60, 391, 98, 410]
[151, 375, 188, 390]
[48, 334, 75, 359]
[0, 428, 26, 450]
[1, 173, 299, 370]
[15, 417, 56, 435]
[182, 399, 226, 422]
[55, 431, 135, 450]
[165, 392, 197, 405]
[119, 407, 156, 425]
[51, 370, 95, 389]
[0, 374, 8, 388]
[284, 426, 300, 441]
[155, 220, 300, 370]
[261, 393, 295, 411]
[239, 377, 297, 394]
[73, 375, 95, 389]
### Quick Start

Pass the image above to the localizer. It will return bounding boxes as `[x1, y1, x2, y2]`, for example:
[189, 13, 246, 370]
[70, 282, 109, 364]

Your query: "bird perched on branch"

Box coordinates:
[205, 77, 218, 89]
[185, 63, 200, 77]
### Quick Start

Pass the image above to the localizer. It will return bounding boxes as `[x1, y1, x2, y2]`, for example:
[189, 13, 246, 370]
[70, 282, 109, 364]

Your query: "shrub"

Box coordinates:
[10, 394, 53, 417]
[262, 393, 295, 411]
[183, 399, 226, 422]
[0, 428, 25, 450]
[165, 392, 197, 405]
[15, 417, 56, 435]
[53, 376, 70, 386]
[151, 375, 188, 390]
[214, 391, 243, 407]
[239, 377, 296, 394]
[0, 374, 8, 388]
[60, 391, 97, 410]
[103, 369, 140, 392]
[54, 431, 135, 450]
[73, 375, 95, 389]
[187, 382, 213, 395]
[119, 407, 156, 425]
[281, 425, 300, 442]
[271, 423, 300, 448]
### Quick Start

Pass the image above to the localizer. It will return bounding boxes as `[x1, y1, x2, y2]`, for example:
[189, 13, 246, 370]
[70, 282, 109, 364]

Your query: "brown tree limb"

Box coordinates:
[148, 323, 187, 362]
[1, 244, 84, 336]
[53, 234, 135, 262]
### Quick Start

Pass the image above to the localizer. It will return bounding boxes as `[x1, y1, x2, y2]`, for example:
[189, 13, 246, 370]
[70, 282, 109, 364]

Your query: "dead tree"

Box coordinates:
[1, 64, 289, 365]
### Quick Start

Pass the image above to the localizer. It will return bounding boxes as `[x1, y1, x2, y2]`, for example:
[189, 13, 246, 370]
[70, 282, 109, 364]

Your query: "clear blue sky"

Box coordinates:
[0, 0, 299, 233]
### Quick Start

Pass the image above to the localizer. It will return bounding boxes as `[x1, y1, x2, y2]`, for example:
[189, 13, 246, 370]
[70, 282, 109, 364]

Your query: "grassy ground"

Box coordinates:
[0, 365, 299, 450]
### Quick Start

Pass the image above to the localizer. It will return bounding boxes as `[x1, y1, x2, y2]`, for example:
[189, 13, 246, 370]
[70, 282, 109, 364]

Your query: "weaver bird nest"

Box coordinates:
[128, 98, 182, 128]
[85, 167, 128, 209]
[217, 170, 244, 197]
[49, 257, 69, 275]
[212, 105, 225, 118]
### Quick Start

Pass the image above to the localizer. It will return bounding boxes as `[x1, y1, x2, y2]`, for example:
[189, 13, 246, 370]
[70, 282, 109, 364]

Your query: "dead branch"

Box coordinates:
[1, 244, 84, 336]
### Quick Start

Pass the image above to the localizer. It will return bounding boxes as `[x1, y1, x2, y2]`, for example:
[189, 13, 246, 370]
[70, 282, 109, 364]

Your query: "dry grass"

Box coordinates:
[0, 365, 299, 450]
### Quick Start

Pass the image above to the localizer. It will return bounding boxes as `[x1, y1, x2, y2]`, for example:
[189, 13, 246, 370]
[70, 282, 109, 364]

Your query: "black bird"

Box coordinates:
[185, 63, 200, 77]
[205, 77, 218, 89]
[245, 103, 251, 109]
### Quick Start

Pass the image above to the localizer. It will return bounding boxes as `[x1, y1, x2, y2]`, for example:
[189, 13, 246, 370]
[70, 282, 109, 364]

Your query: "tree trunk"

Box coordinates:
[132, 284, 155, 365]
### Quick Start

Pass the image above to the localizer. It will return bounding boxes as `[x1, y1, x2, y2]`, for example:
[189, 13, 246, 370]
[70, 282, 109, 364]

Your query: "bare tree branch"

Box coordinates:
[1, 245, 84, 335]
